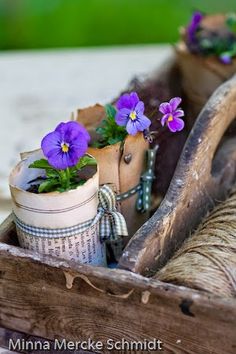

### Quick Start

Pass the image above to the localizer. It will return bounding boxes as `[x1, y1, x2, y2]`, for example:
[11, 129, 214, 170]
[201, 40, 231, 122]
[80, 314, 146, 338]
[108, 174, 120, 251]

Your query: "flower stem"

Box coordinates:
[65, 168, 71, 190]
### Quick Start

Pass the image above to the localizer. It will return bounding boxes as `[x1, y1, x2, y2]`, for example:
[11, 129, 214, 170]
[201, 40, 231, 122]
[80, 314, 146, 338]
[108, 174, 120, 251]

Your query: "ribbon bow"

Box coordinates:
[97, 185, 128, 241]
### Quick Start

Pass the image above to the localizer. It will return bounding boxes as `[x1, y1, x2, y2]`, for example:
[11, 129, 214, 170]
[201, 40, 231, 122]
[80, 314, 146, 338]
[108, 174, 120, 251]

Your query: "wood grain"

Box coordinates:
[119, 74, 236, 275]
[0, 242, 236, 354]
[0, 327, 93, 354]
[0, 215, 17, 246]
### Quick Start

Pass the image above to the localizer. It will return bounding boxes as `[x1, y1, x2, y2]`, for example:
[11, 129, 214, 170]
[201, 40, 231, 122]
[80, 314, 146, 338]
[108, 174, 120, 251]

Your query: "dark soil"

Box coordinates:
[26, 184, 40, 194]
[26, 165, 96, 194]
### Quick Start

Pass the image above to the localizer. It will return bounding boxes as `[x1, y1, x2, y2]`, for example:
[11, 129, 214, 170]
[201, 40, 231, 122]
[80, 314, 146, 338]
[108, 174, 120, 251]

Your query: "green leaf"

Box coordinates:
[105, 104, 116, 119]
[58, 170, 68, 189]
[96, 126, 105, 135]
[38, 179, 60, 193]
[29, 159, 53, 170]
[226, 13, 236, 33]
[28, 157, 90, 193]
[75, 155, 97, 170]
[108, 136, 121, 145]
[69, 179, 86, 189]
[56, 186, 66, 193]
[55, 179, 86, 192]
[95, 104, 128, 148]
[200, 38, 213, 50]
[92, 140, 106, 148]
[46, 169, 60, 178]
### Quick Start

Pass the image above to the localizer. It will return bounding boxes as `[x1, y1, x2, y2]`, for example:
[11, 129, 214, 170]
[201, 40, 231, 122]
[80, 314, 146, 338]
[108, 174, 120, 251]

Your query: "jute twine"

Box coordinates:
[156, 190, 236, 297]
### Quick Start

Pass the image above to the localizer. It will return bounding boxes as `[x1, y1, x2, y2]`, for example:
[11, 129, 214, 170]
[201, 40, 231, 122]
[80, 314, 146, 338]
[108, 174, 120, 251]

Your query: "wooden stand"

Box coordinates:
[1, 75, 236, 354]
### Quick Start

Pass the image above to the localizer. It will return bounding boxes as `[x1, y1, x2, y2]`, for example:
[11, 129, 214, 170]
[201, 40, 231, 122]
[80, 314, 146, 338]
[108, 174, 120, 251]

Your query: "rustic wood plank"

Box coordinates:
[119, 74, 236, 275]
[0, 327, 93, 354]
[0, 215, 16, 245]
[0, 346, 15, 354]
[0, 349, 15, 354]
[0, 243, 236, 354]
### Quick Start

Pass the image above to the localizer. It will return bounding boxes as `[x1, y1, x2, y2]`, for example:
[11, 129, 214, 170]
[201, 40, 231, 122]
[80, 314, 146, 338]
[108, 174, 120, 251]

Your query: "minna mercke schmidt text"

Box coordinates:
[9, 338, 163, 351]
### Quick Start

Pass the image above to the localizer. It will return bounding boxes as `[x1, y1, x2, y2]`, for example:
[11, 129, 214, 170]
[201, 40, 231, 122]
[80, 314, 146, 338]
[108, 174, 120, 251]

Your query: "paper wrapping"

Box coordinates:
[9, 149, 106, 266]
[16, 220, 106, 266]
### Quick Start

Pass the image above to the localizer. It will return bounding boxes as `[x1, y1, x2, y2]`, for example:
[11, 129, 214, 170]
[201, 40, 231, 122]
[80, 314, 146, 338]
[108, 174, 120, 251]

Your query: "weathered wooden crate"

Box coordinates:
[1, 70, 236, 354]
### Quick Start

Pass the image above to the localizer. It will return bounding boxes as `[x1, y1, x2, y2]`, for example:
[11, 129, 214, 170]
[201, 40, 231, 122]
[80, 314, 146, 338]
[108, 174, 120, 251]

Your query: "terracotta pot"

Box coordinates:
[176, 42, 236, 122]
[9, 149, 106, 266]
[176, 14, 236, 123]
[74, 104, 151, 241]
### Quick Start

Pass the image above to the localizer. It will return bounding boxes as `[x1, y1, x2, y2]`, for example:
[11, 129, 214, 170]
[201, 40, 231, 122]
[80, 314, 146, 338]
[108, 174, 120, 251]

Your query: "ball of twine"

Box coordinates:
[156, 189, 236, 298]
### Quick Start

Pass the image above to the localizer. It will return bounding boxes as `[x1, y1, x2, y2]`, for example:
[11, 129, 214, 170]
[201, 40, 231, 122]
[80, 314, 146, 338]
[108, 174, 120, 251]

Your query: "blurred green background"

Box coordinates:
[0, 0, 235, 50]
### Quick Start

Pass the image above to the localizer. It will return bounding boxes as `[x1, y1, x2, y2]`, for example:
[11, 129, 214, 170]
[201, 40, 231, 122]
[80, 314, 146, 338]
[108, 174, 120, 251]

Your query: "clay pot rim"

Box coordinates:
[175, 41, 236, 66]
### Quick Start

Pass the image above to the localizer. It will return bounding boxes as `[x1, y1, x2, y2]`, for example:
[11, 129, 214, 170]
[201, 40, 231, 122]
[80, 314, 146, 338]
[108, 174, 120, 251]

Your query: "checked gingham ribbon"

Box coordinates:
[14, 185, 128, 242]
[96, 184, 128, 241]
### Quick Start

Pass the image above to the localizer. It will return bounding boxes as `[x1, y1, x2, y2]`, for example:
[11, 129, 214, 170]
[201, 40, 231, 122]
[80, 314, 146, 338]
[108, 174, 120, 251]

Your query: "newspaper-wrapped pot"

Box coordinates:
[176, 14, 236, 122]
[74, 104, 155, 242]
[9, 149, 106, 266]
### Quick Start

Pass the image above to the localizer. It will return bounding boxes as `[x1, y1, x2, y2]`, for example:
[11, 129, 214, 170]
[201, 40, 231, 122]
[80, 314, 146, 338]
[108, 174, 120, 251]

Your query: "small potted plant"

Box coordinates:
[176, 12, 236, 119]
[74, 93, 185, 259]
[9, 121, 128, 266]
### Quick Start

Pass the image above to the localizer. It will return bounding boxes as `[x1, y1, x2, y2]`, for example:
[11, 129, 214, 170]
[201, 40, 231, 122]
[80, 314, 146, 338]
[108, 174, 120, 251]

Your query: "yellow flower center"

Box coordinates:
[129, 111, 137, 120]
[168, 115, 174, 122]
[61, 142, 69, 153]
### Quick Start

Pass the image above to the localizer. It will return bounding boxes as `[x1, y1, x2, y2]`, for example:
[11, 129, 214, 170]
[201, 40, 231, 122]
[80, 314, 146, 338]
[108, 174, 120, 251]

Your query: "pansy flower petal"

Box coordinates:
[161, 114, 170, 126]
[168, 118, 185, 132]
[116, 92, 140, 110]
[55, 122, 66, 133]
[135, 101, 145, 116]
[46, 148, 69, 170]
[47, 151, 69, 170]
[56, 121, 90, 142]
[173, 109, 184, 119]
[187, 11, 203, 41]
[60, 152, 74, 169]
[220, 53, 232, 65]
[116, 93, 133, 110]
[126, 120, 138, 136]
[67, 152, 80, 167]
[129, 92, 140, 108]
[115, 108, 130, 126]
[70, 136, 89, 158]
[159, 102, 172, 114]
[47, 147, 62, 159]
[136, 115, 151, 130]
[41, 131, 61, 156]
[169, 97, 182, 111]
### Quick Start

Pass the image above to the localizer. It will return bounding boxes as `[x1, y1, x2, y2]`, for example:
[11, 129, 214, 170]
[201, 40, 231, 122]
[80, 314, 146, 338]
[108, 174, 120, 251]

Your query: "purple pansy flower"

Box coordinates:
[187, 11, 203, 42]
[219, 53, 232, 64]
[159, 97, 185, 133]
[41, 121, 90, 170]
[115, 92, 151, 136]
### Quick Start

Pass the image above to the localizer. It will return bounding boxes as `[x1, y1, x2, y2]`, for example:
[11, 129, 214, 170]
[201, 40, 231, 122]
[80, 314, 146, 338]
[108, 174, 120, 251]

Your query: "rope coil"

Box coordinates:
[156, 189, 236, 298]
